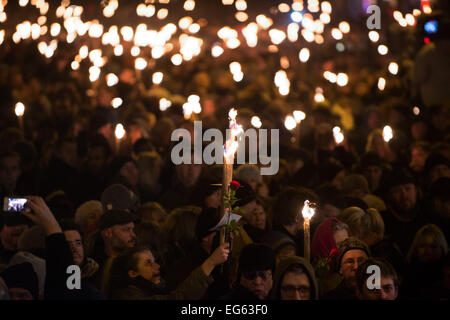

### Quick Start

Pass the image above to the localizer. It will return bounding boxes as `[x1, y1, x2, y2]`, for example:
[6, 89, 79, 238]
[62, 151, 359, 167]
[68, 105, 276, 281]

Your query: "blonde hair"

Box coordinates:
[339, 207, 384, 241]
[406, 224, 448, 263]
[365, 129, 386, 154]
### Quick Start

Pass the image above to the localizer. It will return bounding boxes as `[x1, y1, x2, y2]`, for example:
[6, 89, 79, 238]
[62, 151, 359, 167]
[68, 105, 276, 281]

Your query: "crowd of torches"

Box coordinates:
[4, 0, 427, 157]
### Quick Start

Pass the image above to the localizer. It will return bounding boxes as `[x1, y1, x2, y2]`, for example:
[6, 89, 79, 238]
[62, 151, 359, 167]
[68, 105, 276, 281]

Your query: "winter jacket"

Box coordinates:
[110, 265, 214, 300]
[270, 256, 319, 300]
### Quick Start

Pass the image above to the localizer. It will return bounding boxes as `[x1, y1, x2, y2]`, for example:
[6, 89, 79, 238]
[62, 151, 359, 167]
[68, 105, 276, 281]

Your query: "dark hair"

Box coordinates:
[59, 219, 83, 236]
[134, 222, 167, 262]
[355, 258, 399, 292]
[110, 246, 152, 291]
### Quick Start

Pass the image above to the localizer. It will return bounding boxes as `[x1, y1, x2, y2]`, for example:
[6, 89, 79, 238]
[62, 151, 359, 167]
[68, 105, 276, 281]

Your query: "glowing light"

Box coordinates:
[15, 102, 25, 117]
[287, 23, 299, 42]
[159, 98, 172, 111]
[333, 126, 344, 144]
[269, 29, 286, 45]
[19, 0, 29, 7]
[383, 126, 393, 142]
[388, 62, 399, 75]
[280, 56, 290, 69]
[152, 46, 165, 59]
[291, 11, 303, 23]
[284, 115, 297, 130]
[229, 62, 242, 74]
[233, 72, 244, 82]
[321, 2, 332, 14]
[226, 38, 240, 49]
[212, 45, 224, 57]
[302, 200, 316, 219]
[251, 116, 262, 128]
[111, 98, 123, 109]
[378, 45, 388, 55]
[152, 72, 164, 84]
[369, 31, 380, 42]
[179, 16, 193, 29]
[378, 77, 386, 91]
[188, 23, 200, 33]
[336, 73, 349, 86]
[320, 13, 331, 24]
[256, 15, 273, 30]
[171, 54, 183, 65]
[114, 45, 123, 56]
[413, 106, 420, 116]
[278, 3, 290, 12]
[314, 87, 325, 102]
[339, 21, 350, 34]
[135, 58, 147, 70]
[235, 0, 247, 11]
[331, 28, 343, 40]
[222, 0, 234, 4]
[115, 123, 126, 138]
[89, 66, 101, 82]
[405, 14, 415, 26]
[157, 8, 169, 20]
[106, 73, 119, 87]
[131, 46, 140, 57]
[50, 23, 61, 37]
[299, 48, 310, 62]
[121, 26, 134, 41]
[184, 0, 195, 11]
[235, 12, 248, 22]
[293, 110, 306, 123]
[71, 61, 79, 70]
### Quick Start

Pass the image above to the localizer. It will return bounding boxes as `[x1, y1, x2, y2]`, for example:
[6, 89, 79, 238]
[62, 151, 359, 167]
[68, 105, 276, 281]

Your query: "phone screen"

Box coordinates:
[6, 198, 28, 212]
[424, 20, 438, 34]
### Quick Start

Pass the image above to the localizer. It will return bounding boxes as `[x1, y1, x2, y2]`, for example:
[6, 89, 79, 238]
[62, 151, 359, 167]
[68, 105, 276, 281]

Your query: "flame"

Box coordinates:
[224, 108, 243, 163]
[302, 200, 315, 220]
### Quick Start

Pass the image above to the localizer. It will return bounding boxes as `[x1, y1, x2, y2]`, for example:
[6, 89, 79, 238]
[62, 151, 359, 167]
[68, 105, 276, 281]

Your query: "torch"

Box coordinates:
[302, 200, 316, 263]
[115, 123, 126, 154]
[15, 102, 25, 134]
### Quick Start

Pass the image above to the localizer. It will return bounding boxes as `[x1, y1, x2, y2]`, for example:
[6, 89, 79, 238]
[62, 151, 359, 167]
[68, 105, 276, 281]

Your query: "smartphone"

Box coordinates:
[424, 20, 438, 34]
[3, 197, 28, 212]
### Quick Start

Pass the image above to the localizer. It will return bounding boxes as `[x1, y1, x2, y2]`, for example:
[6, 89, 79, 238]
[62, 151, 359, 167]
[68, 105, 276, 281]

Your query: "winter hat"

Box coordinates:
[98, 209, 136, 231]
[101, 184, 139, 212]
[384, 167, 415, 191]
[336, 237, 371, 270]
[342, 174, 369, 196]
[9, 252, 46, 298]
[0, 262, 39, 300]
[234, 180, 256, 208]
[17, 225, 46, 258]
[75, 200, 104, 228]
[195, 207, 220, 241]
[238, 243, 275, 275]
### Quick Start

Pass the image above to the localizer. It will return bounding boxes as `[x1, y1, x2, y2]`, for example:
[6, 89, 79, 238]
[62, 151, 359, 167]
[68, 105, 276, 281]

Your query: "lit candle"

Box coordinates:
[302, 200, 316, 263]
[15, 102, 25, 133]
[114, 123, 125, 154]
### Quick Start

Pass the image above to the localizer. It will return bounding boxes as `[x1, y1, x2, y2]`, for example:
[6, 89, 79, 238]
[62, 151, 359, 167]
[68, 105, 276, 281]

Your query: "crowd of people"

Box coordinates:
[0, 1, 449, 301]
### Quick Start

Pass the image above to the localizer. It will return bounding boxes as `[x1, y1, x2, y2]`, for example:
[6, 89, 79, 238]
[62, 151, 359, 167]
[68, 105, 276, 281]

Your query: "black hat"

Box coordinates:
[98, 209, 136, 231]
[234, 180, 256, 208]
[238, 243, 275, 274]
[384, 167, 415, 191]
[0, 262, 39, 299]
[101, 184, 139, 212]
[196, 207, 220, 240]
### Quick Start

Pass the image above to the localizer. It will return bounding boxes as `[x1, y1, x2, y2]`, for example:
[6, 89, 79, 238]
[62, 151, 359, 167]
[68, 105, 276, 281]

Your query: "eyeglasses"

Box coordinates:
[281, 285, 311, 296]
[242, 270, 271, 281]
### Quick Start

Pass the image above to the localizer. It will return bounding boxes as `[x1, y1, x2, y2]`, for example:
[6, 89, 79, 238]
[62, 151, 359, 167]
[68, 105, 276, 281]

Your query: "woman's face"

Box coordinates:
[417, 236, 443, 263]
[204, 189, 222, 209]
[132, 250, 161, 285]
[247, 204, 266, 230]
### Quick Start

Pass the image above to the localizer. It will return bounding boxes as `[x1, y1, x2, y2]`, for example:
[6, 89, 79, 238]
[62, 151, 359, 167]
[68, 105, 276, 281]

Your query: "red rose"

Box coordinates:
[230, 180, 240, 191]
[329, 248, 338, 257]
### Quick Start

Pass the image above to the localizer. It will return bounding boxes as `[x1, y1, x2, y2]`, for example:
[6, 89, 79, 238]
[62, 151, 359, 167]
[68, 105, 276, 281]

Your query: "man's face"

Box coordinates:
[280, 272, 311, 300]
[120, 161, 139, 188]
[176, 163, 202, 187]
[64, 230, 84, 266]
[389, 183, 417, 211]
[364, 166, 383, 190]
[339, 249, 369, 287]
[132, 250, 161, 285]
[410, 147, 428, 172]
[240, 200, 258, 223]
[240, 269, 273, 300]
[0, 156, 21, 194]
[0, 224, 28, 251]
[417, 235, 443, 263]
[110, 222, 136, 252]
[359, 276, 398, 300]
[87, 146, 107, 173]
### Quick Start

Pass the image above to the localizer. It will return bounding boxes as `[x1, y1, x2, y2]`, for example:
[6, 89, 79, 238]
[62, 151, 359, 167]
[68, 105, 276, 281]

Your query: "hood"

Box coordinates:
[270, 256, 319, 300]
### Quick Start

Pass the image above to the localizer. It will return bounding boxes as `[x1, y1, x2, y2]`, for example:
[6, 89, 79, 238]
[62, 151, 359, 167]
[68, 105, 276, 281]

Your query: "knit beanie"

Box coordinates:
[336, 237, 371, 270]
[0, 262, 39, 300]
[238, 243, 275, 275]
